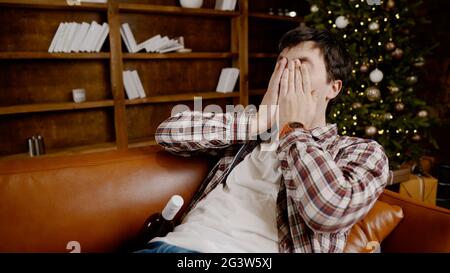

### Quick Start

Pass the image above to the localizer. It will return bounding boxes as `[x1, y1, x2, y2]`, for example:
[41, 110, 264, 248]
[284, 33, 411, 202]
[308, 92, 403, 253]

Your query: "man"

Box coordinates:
[142, 26, 389, 253]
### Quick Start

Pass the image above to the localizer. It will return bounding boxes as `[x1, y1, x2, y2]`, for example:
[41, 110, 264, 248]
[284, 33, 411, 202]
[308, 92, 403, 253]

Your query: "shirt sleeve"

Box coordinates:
[155, 110, 255, 157]
[276, 128, 390, 233]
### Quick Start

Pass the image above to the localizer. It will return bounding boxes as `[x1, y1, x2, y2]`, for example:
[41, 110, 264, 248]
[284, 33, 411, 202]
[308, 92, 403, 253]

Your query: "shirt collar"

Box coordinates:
[309, 123, 338, 142]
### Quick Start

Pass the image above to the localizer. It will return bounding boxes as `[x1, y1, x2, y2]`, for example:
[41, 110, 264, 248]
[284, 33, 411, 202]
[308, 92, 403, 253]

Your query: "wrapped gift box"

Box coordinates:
[399, 174, 438, 206]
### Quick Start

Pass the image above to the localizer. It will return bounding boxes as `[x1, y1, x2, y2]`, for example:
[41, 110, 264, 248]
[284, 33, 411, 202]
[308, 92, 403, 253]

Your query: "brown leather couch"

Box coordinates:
[1, 147, 449, 253]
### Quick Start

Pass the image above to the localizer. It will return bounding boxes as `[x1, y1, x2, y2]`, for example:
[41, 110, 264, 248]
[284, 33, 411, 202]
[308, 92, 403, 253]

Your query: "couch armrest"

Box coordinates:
[378, 190, 450, 252]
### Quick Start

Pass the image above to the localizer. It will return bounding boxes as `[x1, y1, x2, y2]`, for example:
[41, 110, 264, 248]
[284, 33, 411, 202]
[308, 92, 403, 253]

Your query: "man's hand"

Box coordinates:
[250, 57, 286, 136]
[278, 59, 319, 130]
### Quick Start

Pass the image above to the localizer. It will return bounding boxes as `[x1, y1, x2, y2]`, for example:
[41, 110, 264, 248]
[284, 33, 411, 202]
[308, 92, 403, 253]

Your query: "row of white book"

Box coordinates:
[123, 66, 239, 100]
[48, 21, 109, 53]
[215, 0, 238, 11]
[120, 23, 185, 54]
[123, 70, 147, 100]
[216, 68, 240, 93]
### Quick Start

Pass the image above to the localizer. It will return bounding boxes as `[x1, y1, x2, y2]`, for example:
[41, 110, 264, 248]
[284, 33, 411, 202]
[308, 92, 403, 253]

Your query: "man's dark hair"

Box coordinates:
[278, 26, 353, 93]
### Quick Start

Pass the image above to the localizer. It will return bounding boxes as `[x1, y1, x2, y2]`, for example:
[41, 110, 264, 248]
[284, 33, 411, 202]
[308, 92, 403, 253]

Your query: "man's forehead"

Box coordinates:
[279, 41, 321, 60]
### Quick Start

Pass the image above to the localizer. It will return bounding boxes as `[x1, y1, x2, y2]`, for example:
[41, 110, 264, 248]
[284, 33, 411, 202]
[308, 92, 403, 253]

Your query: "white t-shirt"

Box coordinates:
[152, 141, 282, 252]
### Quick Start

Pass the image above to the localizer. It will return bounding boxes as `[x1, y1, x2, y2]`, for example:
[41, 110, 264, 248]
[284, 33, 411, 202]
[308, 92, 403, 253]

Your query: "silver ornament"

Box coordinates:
[310, 4, 319, 13]
[369, 68, 384, 83]
[365, 126, 377, 136]
[417, 110, 428, 118]
[368, 22, 379, 31]
[335, 16, 349, 29]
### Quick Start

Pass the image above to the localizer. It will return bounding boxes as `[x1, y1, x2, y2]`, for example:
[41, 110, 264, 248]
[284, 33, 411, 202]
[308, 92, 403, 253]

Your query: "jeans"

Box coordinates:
[134, 241, 200, 253]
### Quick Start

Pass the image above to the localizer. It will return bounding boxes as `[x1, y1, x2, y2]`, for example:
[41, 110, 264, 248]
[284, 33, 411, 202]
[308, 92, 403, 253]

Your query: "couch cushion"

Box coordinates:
[344, 200, 404, 253]
[0, 147, 209, 252]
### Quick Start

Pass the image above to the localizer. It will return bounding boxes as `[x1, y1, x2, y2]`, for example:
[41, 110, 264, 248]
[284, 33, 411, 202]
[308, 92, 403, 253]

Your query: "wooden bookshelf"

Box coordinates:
[0, 0, 304, 159]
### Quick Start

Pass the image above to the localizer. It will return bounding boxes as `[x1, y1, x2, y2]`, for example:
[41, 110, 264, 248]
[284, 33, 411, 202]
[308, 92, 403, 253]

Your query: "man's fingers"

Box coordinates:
[268, 57, 286, 91]
[288, 60, 295, 95]
[280, 67, 289, 97]
[301, 63, 312, 95]
[295, 59, 303, 95]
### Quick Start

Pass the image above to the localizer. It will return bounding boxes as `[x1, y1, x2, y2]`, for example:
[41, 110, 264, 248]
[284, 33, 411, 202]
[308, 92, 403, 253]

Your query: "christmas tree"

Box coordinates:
[304, 0, 438, 170]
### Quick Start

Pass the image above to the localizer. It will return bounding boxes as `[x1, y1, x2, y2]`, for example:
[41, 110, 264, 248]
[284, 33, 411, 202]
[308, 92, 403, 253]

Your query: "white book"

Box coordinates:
[70, 22, 90, 52]
[80, 21, 100, 52]
[60, 22, 73, 53]
[81, 0, 107, 3]
[225, 68, 239, 92]
[63, 23, 78, 53]
[48, 22, 65, 53]
[149, 36, 170, 52]
[120, 28, 133, 53]
[95, 23, 109, 52]
[86, 22, 102, 52]
[91, 23, 106, 52]
[216, 68, 230, 93]
[159, 44, 184, 53]
[131, 70, 146, 98]
[121, 23, 139, 53]
[54, 23, 68, 53]
[66, 23, 80, 52]
[140, 34, 161, 53]
[123, 71, 139, 99]
[214, 0, 224, 10]
[228, 0, 237, 11]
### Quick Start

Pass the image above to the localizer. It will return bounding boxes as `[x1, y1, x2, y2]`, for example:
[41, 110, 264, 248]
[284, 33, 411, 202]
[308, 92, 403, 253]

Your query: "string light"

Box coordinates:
[343, 34, 347, 38]
[384, 18, 388, 22]
[360, 22, 364, 26]
[395, 13, 400, 19]
[355, 4, 360, 8]
[378, 130, 384, 135]
[354, 29, 358, 32]
[396, 152, 401, 157]
[353, 115, 357, 120]
[328, 10, 332, 14]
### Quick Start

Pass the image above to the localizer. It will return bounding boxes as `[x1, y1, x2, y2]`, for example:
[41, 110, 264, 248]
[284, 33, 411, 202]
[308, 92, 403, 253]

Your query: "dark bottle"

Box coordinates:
[128, 195, 184, 252]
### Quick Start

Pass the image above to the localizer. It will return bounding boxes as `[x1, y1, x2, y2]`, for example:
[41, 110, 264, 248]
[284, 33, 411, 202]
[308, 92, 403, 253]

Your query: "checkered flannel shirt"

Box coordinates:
[155, 110, 389, 253]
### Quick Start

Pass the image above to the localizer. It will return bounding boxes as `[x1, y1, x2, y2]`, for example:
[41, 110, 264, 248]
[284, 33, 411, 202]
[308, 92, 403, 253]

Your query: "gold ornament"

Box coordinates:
[392, 48, 403, 59]
[368, 22, 380, 31]
[383, 113, 393, 120]
[386, 0, 395, 10]
[417, 110, 428, 118]
[366, 86, 381, 101]
[365, 126, 377, 136]
[385, 41, 396, 51]
[388, 85, 399, 93]
[395, 102, 405, 111]
[413, 57, 425, 68]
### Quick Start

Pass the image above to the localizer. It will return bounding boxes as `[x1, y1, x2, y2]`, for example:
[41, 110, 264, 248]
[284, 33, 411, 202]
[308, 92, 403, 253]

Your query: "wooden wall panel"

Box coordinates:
[249, 58, 276, 90]
[123, 59, 233, 96]
[249, 18, 298, 53]
[118, 0, 217, 9]
[0, 108, 115, 155]
[0, 60, 111, 106]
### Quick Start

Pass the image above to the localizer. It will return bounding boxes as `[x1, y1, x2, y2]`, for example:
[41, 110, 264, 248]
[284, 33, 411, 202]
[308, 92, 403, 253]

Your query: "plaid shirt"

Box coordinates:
[155, 110, 389, 253]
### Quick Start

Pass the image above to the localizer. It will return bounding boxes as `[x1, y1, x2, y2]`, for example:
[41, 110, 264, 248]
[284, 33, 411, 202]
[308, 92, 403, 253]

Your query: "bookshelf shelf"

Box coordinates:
[249, 12, 302, 23]
[249, 53, 278, 59]
[0, 52, 110, 59]
[0, 141, 117, 161]
[0, 0, 107, 11]
[123, 52, 238, 60]
[125, 92, 240, 106]
[0, 100, 114, 115]
[118, 3, 240, 18]
[128, 137, 157, 149]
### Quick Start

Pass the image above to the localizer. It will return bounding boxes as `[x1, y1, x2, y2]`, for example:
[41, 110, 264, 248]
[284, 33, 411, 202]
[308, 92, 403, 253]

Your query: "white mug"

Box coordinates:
[72, 88, 86, 103]
[180, 0, 203, 9]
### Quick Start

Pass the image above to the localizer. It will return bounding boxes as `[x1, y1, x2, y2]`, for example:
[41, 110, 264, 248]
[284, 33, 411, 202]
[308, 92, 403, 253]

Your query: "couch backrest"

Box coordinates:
[0, 147, 209, 252]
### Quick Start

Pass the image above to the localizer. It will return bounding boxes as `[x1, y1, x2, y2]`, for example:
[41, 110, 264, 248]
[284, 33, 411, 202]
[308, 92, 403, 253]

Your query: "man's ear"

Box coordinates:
[326, 80, 342, 100]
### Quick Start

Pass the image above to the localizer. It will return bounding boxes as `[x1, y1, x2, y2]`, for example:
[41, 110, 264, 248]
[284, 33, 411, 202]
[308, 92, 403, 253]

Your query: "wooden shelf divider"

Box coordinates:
[123, 52, 238, 60]
[0, 52, 110, 59]
[125, 92, 240, 106]
[0, 0, 107, 11]
[249, 12, 303, 23]
[119, 3, 240, 17]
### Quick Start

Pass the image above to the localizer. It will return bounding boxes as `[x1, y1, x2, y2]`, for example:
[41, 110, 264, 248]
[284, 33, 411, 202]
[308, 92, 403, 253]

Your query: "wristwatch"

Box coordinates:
[279, 122, 304, 138]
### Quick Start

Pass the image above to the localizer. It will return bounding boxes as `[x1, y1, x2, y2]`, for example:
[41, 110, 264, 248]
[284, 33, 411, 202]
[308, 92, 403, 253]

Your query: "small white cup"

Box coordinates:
[72, 88, 86, 103]
[180, 0, 203, 9]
